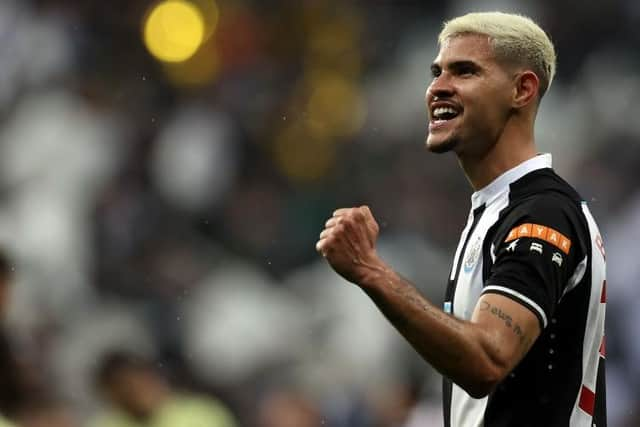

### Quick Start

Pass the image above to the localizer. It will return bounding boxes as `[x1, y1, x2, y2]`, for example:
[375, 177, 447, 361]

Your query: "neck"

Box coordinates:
[458, 119, 537, 191]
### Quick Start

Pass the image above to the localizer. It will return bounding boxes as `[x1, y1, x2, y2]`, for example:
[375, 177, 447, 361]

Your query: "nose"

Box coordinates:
[426, 74, 454, 103]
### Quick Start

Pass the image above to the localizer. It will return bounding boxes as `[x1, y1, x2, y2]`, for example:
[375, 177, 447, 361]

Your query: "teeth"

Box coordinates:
[433, 107, 458, 119]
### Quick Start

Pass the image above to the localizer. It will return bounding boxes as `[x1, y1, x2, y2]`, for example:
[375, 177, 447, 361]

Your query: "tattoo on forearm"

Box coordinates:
[480, 301, 527, 344]
[386, 278, 463, 332]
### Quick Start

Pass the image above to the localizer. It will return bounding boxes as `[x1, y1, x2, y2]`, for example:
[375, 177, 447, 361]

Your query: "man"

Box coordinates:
[316, 12, 606, 427]
[90, 350, 238, 427]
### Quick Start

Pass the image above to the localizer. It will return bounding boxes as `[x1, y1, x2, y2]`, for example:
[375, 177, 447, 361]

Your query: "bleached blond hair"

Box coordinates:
[439, 12, 557, 98]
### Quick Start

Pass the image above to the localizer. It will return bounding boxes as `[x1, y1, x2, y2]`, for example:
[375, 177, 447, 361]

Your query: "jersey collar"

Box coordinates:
[471, 153, 553, 209]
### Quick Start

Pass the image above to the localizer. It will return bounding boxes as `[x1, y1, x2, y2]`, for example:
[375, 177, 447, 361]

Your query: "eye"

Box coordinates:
[430, 66, 441, 78]
[458, 64, 477, 76]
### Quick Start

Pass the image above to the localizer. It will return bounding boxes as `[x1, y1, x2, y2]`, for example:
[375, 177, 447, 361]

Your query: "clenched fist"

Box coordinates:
[316, 206, 385, 285]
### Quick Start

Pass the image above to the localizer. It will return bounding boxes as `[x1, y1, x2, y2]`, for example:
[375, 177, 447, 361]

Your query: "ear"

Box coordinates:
[512, 71, 539, 109]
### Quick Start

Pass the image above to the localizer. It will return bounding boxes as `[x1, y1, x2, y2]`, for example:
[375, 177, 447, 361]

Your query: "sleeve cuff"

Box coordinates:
[482, 285, 548, 329]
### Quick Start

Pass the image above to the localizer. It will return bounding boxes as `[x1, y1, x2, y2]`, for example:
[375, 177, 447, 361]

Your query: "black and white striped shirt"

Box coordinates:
[443, 154, 607, 427]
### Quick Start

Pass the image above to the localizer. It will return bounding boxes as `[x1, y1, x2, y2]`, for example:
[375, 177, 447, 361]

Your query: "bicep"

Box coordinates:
[471, 293, 541, 374]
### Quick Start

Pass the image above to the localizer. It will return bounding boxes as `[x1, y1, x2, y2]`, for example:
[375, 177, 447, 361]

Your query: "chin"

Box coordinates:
[426, 135, 458, 154]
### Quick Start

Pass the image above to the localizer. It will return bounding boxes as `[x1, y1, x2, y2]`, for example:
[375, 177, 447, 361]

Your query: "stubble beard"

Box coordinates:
[426, 133, 459, 154]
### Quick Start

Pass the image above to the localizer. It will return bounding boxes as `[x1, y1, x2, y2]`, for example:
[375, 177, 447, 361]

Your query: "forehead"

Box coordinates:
[434, 33, 496, 66]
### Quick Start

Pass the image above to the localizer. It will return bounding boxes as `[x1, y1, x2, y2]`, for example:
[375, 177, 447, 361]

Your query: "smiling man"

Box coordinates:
[316, 12, 607, 427]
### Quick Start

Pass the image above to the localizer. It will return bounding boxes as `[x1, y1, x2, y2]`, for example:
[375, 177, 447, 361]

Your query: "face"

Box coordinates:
[426, 34, 515, 156]
[106, 368, 168, 419]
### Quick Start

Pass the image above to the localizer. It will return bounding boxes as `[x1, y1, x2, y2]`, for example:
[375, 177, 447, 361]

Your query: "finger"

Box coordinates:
[319, 228, 332, 239]
[357, 205, 379, 245]
[325, 217, 338, 228]
[333, 208, 352, 217]
[315, 238, 326, 254]
[360, 205, 377, 227]
[360, 205, 372, 218]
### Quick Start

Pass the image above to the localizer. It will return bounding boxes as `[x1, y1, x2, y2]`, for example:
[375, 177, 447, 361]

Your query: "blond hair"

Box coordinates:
[439, 12, 557, 98]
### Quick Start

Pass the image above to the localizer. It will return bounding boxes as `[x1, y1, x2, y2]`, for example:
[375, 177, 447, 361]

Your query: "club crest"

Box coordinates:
[463, 236, 483, 273]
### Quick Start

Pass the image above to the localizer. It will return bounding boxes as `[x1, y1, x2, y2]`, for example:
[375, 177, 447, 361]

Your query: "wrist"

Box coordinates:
[357, 256, 393, 290]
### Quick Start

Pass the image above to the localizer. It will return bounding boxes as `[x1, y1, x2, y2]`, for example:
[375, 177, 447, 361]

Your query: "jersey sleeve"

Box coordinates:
[483, 195, 586, 330]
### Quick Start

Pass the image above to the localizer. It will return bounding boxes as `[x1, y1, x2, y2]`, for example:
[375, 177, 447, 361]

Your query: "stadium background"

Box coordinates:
[0, 0, 639, 425]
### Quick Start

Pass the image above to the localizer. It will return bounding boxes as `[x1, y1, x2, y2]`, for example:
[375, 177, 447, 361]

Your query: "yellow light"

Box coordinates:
[189, 0, 220, 40]
[163, 39, 219, 87]
[273, 122, 337, 183]
[143, 1, 205, 63]
[306, 72, 366, 138]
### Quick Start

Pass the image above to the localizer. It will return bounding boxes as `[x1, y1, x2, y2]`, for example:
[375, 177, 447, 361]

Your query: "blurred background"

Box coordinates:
[0, 0, 639, 426]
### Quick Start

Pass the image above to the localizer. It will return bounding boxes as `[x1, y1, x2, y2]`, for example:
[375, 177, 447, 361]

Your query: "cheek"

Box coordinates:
[471, 88, 511, 123]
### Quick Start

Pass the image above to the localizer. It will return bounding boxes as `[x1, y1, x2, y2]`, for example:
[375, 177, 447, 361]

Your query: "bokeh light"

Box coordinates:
[306, 72, 367, 138]
[272, 122, 337, 183]
[143, 0, 205, 63]
[163, 37, 220, 86]
[189, 0, 220, 40]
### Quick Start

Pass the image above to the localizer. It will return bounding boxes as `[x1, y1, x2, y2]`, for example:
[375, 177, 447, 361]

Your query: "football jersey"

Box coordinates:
[442, 154, 607, 427]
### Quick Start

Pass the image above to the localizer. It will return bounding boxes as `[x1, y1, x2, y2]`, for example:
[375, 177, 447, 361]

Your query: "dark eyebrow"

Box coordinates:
[448, 60, 481, 73]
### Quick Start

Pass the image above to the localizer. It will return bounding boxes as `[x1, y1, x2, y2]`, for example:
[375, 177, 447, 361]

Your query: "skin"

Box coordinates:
[0, 273, 12, 320]
[105, 368, 169, 420]
[426, 34, 539, 190]
[316, 34, 544, 398]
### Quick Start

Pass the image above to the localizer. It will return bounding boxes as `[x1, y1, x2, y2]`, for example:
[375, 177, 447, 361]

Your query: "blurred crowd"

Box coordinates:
[0, 0, 639, 425]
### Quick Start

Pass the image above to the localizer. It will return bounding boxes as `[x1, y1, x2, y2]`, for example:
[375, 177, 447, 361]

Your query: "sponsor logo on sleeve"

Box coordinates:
[505, 223, 572, 254]
[506, 239, 519, 252]
[530, 242, 543, 254]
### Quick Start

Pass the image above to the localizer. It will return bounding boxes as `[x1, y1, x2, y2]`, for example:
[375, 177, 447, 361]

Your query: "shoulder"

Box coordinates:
[156, 394, 237, 427]
[495, 171, 590, 255]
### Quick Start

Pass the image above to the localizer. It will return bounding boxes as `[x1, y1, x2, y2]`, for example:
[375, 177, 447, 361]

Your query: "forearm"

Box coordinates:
[359, 264, 504, 397]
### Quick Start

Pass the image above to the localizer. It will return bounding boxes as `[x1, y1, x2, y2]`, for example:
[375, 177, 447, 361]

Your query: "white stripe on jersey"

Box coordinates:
[568, 203, 606, 426]
[451, 384, 486, 427]
[449, 191, 510, 423]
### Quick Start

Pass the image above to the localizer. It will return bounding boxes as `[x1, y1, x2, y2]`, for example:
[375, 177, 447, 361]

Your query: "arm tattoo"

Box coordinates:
[480, 301, 528, 345]
[385, 277, 463, 332]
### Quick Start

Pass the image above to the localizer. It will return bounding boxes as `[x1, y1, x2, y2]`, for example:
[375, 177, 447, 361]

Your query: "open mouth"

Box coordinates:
[431, 106, 460, 122]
